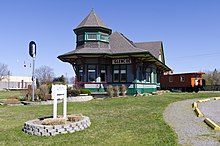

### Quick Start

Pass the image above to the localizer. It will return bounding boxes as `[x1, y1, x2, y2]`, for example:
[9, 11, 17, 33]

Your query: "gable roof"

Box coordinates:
[134, 42, 162, 59]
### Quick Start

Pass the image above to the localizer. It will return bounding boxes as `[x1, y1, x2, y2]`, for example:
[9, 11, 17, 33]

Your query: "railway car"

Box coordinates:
[160, 72, 205, 92]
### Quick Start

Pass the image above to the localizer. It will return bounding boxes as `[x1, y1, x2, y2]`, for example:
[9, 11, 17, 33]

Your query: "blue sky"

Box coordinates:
[0, 0, 220, 78]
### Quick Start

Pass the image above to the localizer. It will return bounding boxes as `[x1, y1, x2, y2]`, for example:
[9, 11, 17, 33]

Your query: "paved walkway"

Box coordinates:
[163, 98, 220, 146]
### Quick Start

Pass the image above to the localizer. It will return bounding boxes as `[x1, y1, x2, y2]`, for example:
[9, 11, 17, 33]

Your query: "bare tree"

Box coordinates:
[0, 63, 9, 81]
[204, 69, 220, 86]
[35, 65, 54, 84]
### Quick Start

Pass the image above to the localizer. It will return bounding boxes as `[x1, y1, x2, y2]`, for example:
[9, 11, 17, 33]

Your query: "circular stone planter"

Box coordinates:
[23, 116, 91, 136]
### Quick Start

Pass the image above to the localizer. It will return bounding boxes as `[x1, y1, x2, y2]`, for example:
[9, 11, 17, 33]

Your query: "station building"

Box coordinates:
[58, 10, 171, 94]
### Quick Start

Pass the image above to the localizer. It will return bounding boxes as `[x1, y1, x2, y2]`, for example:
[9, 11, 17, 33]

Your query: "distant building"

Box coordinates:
[58, 10, 171, 94]
[0, 76, 32, 90]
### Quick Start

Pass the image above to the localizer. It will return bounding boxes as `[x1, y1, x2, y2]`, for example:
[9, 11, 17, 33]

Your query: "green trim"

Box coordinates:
[84, 32, 109, 43]
[127, 88, 156, 94]
[86, 88, 105, 92]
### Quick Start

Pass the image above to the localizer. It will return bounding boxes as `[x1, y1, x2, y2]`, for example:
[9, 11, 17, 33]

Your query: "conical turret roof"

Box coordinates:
[74, 9, 112, 34]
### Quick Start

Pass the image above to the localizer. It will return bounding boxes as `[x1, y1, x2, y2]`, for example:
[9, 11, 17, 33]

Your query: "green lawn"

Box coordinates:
[0, 90, 22, 103]
[0, 92, 220, 146]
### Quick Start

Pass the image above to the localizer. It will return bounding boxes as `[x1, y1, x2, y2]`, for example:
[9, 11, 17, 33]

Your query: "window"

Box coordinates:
[120, 70, 126, 82]
[88, 65, 96, 82]
[113, 70, 119, 82]
[100, 65, 106, 82]
[87, 34, 97, 40]
[77, 34, 84, 42]
[146, 68, 151, 82]
[151, 68, 156, 83]
[113, 65, 127, 82]
[79, 66, 84, 82]
[100, 35, 108, 42]
[180, 76, 185, 82]
[120, 65, 126, 82]
[169, 76, 173, 82]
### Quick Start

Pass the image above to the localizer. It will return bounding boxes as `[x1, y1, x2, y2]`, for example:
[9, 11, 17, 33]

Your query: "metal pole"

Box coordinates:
[32, 56, 35, 101]
[7, 71, 10, 90]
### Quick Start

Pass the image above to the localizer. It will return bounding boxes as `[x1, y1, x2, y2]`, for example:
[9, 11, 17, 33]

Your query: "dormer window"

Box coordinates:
[85, 32, 98, 41]
[84, 32, 109, 42]
[100, 34, 108, 42]
[87, 34, 97, 40]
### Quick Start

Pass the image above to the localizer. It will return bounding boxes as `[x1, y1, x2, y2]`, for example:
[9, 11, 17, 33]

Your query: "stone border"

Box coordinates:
[23, 116, 91, 136]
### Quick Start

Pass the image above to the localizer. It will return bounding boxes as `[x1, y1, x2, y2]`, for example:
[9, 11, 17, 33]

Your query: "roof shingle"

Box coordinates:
[75, 9, 110, 30]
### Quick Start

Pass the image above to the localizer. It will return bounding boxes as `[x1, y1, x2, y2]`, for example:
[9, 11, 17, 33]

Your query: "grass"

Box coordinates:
[0, 90, 22, 103]
[0, 92, 220, 146]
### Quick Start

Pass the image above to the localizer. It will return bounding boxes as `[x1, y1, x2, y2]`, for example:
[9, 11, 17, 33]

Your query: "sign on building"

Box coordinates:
[52, 84, 67, 119]
[112, 58, 131, 64]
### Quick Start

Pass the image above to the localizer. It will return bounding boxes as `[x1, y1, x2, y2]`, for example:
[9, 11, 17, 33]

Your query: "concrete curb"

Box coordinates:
[204, 118, 220, 130]
[194, 108, 203, 117]
[192, 102, 198, 108]
[197, 98, 210, 103]
[214, 97, 220, 100]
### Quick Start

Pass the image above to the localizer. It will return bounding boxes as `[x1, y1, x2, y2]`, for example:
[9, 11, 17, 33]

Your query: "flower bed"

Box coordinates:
[23, 116, 91, 136]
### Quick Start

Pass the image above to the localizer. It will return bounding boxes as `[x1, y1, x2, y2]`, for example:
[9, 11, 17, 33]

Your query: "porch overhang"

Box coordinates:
[57, 51, 171, 71]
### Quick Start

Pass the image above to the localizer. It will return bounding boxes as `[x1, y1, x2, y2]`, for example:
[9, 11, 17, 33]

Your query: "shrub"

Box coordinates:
[42, 118, 66, 125]
[6, 96, 18, 100]
[67, 114, 83, 122]
[38, 84, 49, 101]
[80, 88, 91, 95]
[4, 97, 21, 104]
[70, 88, 80, 96]
[120, 84, 127, 96]
[107, 85, 114, 97]
[23, 86, 38, 101]
[18, 96, 26, 101]
[113, 86, 120, 97]
[67, 86, 72, 97]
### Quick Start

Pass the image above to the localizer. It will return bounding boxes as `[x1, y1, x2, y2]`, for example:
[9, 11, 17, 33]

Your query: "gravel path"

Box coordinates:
[163, 98, 220, 146]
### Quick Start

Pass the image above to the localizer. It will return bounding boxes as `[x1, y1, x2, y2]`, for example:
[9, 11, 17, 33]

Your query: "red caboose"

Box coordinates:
[160, 72, 205, 92]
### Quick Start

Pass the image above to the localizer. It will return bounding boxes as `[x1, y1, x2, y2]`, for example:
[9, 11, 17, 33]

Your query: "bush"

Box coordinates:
[67, 86, 72, 97]
[120, 84, 127, 96]
[4, 97, 21, 104]
[67, 114, 83, 122]
[6, 96, 18, 100]
[107, 85, 114, 97]
[113, 86, 120, 97]
[80, 88, 91, 95]
[70, 88, 80, 96]
[38, 84, 49, 101]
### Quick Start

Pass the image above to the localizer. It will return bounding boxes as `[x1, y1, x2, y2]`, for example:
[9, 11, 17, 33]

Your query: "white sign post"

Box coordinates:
[52, 84, 67, 119]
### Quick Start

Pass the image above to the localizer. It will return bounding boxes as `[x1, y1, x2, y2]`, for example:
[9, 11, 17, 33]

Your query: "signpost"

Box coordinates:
[29, 41, 36, 102]
[52, 84, 67, 119]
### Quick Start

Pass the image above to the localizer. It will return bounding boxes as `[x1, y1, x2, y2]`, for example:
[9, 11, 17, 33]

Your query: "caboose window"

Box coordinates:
[169, 76, 173, 82]
[180, 76, 185, 82]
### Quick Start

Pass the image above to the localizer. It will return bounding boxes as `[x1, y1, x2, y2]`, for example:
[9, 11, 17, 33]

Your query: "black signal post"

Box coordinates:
[29, 41, 36, 102]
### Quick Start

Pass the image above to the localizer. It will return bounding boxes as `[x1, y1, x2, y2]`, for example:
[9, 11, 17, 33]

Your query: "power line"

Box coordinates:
[169, 52, 220, 59]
